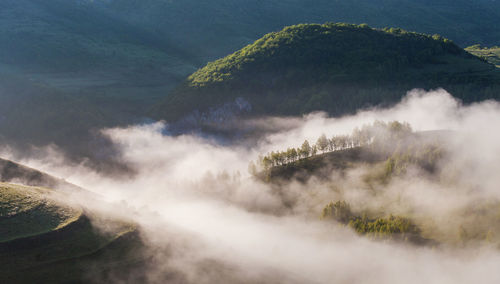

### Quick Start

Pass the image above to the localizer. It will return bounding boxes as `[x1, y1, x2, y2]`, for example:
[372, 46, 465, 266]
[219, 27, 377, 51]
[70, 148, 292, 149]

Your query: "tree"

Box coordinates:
[262, 156, 272, 170]
[278, 151, 286, 165]
[311, 145, 318, 156]
[291, 148, 298, 162]
[301, 140, 311, 157]
[285, 148, 293, 164]
[336, 135, 348, 149]
[360, 124, 372, 145]
[321, 201, 353, 223]
[328, 137, 335, 151]
[352, 127, 361, 147]
[389, 121, 412, 140]
[316, 133, 329, 153]
[271, 151, 280, 166]
[331, 136, 339, 151]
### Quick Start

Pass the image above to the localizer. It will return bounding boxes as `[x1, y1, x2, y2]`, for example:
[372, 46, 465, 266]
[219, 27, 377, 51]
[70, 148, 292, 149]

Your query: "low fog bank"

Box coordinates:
[3, 89, 500, 283]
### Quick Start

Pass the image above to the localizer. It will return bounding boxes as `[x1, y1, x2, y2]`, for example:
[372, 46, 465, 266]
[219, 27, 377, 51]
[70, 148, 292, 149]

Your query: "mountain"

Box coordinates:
[78, 0, 500, 53]
[153, 23, 500, 122]
[3, 0, 499, 75]
[5, 0, 500, 73]
[3, 0, 500, 66]
[2, 0, 500, 157]
[0, 0, 199, 158]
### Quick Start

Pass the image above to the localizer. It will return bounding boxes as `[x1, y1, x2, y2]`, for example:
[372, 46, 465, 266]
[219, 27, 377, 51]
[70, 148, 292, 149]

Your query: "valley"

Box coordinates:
[2, 1, 500, 283]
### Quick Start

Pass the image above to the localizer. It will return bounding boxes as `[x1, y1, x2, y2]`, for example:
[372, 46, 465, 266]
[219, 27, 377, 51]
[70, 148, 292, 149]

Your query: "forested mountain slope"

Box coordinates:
[4, 0, 499, 74]
[154, 24, 500, 122]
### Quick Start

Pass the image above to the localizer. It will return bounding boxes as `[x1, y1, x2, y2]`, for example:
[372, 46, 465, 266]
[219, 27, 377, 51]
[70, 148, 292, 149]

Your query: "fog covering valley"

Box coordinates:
[2, 90, 500, 283]
[2, 0, 500, 283]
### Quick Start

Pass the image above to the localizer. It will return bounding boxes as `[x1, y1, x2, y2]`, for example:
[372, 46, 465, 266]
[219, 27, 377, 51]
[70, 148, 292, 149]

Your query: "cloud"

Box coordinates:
[3, 88, 500, 283]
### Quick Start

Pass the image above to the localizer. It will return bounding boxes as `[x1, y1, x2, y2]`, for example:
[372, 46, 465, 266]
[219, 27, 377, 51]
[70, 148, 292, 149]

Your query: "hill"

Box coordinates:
[0, 157, 85, 192]
[256, 125, 500, 246]
[0, 182, 144, 283]
[154, 23, 500, 122]
[0, 183, 82, 243]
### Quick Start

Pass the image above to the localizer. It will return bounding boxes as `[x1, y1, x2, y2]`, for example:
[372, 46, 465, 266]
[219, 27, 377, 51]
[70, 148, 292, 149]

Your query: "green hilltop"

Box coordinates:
[154, 23, 500, 121]
[466, 45, 500, 68]
[0, 180, 143, 282]
[0, 183, 82, 243]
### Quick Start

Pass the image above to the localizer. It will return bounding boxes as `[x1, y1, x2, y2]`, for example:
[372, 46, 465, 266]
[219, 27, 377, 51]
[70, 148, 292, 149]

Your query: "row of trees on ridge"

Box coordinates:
[256, 120, 412, 170]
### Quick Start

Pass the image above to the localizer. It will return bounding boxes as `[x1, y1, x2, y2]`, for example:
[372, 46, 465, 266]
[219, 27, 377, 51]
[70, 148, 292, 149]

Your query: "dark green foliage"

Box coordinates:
[321, 201, 353, 223]
[321, 200, 420, 241]
[186, 23, 464, 88]
[155, 23, 500, 121]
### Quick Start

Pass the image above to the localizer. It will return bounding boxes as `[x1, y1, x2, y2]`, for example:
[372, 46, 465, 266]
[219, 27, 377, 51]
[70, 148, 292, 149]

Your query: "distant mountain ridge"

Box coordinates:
[2, 0, 500, 158]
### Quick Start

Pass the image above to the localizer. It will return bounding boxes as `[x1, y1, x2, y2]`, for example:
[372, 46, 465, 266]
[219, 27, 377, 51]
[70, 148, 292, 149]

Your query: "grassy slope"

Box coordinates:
[0, 157, 82, 192]
[0, 183, 81, 242]
[0, 183, 142, 283]
[154, 23, 500, 121]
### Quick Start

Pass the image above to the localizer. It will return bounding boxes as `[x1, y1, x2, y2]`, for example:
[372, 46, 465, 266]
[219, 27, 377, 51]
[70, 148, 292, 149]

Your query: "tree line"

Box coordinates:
[253, 120, 412, 171]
